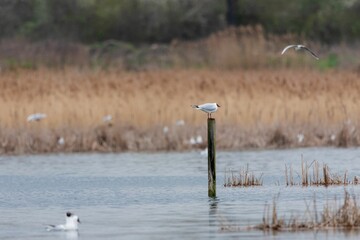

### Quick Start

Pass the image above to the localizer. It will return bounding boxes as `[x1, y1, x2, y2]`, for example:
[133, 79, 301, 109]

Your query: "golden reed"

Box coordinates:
[1, 67, 360, 153]
[1, 68, 360, 128]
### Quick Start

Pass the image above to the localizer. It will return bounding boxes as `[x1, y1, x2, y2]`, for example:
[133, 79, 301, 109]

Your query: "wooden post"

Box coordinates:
[208, 118, 216, 197]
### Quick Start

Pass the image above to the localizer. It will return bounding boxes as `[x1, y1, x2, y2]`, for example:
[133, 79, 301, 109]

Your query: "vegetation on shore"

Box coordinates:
[1, 67, 360, 154]
[221, 191, 360, 233]
[1, 25, 360, 71]
[285, 160, 360, 186]
[224, 164, 263, 187]
[2, 0, 360, 44]
[1, 24, 360, 154]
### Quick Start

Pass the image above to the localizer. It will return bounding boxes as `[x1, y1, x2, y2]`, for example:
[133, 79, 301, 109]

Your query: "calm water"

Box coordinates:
[1, 148, 360, 239]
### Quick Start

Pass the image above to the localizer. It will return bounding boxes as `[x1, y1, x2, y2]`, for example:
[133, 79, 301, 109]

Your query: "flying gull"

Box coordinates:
[281, 45, 319, 60]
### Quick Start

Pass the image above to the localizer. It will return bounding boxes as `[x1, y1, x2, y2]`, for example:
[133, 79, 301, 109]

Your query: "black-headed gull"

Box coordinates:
[281, 45, 319, 60]
[46, 212, 81, 231]
[191, 103, 220, 119]
[102, 115, 112, 122]
[27, 113, 47, 122]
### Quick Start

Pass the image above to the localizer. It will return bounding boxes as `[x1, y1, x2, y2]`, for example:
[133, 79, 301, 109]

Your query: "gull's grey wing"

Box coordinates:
[199, 103, 217, 112]
[301, 46, 320, 60]
[281, 45, 297, 55]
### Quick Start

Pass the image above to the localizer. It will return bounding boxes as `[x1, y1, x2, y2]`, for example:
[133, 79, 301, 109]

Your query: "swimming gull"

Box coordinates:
[46, 212, 80, 231]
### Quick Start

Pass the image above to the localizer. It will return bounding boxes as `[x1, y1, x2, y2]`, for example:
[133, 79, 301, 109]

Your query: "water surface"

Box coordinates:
[1, 147, 360, 239]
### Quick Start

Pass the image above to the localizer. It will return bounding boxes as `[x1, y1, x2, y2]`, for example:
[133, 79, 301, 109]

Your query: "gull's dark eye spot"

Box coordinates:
[66, 212, 72, 217]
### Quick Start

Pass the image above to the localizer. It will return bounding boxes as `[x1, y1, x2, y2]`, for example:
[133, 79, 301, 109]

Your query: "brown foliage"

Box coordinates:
[1, 68, 360, 153]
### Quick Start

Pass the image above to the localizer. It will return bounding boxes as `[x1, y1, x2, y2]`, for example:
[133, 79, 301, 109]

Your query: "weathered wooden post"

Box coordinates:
[208, 118, 216, 197]
[191, 102, 219, 197]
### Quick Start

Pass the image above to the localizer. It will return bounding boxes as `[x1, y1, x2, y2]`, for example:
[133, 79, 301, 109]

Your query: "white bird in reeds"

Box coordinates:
[330, 134, 336, 142]
[189, 137, 197, 145]
[196, 135, 203, 144]
[102, 115, 112, 123]
[297, 133, 304, 143]
[57, 137, 65, 145]
[191, 103, 220, 119]
[281, 44, 319, 60]
[175, 119, 185, 126]
[200, 148, 208, 156]
[27, 113, 47, 122]
[163, 126, 169, 134]
[46, 212, 80, 231]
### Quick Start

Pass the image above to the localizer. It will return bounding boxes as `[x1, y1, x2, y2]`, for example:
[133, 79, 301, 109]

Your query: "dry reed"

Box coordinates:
[221, 190, 360, 232]
[224, 164, 263, 187]
[2, 68, 360, 129]
[1, 67, 360, 153]
[285, 159, 359, 186]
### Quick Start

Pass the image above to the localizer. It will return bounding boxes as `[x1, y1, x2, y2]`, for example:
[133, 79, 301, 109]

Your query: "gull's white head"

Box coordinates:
[65, 212, 80, 230]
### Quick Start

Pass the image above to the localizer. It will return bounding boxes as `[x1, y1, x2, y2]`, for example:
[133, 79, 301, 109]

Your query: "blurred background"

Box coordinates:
[0, 0, 360, 70]
[1, 0, 360, 154]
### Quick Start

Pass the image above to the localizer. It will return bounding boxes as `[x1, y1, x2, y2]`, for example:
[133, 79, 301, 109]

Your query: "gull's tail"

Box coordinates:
[45, 225, 56, 231]
[191, 105, 199, 109]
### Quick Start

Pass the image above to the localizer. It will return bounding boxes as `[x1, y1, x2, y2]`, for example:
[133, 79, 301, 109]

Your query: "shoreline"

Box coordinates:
[0, 123, 356, 155]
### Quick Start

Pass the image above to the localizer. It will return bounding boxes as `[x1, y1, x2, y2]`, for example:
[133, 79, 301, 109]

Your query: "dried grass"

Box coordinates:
[1, 67, 360, 153]
[221, 190, 360, 233]
[224, 164, 263, 187]
[1, 68, 360, 129]
[285, 159, 359, 186]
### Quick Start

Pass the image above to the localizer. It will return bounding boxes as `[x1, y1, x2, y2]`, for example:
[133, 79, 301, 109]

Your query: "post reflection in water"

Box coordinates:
[209, 197, 219, 234]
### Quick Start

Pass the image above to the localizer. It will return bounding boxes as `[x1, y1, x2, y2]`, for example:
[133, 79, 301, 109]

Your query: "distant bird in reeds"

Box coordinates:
[27, 113, 47, 122]
[191, 103, 220, 119]
[188, 135, 203, 145]
[163, 126, 169, 134]
[102, 114, 113, 127]
[281, 45, 319, 60]
[57, 137, 65, 145]
[102, 115, 112, 123]
[175, 119, 185, 126]
[200, 148, 208, 156]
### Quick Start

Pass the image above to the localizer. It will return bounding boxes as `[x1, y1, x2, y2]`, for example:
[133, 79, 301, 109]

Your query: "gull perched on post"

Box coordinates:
[46, 212, 81, 231]
[281, 44, 319, 60]
[191, 103, 220, 119]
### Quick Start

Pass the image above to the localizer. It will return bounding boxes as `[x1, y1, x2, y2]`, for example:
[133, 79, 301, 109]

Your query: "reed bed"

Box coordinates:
[1, 67, 360, 153]
[224, 165, 263, 187]
[285, 160, 359, 186]
[221, 190, 360, 232]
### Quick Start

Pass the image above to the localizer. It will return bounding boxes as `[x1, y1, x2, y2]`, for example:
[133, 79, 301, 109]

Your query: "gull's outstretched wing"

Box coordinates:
[281, 45, 297, 55]
[301, 46, 320, 60]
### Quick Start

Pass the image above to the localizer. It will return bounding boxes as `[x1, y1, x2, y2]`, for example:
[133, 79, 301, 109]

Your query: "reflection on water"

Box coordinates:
[65, 231, 79, 240]
[209, 197, 219, 232]
[0, 148, 360, 239]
